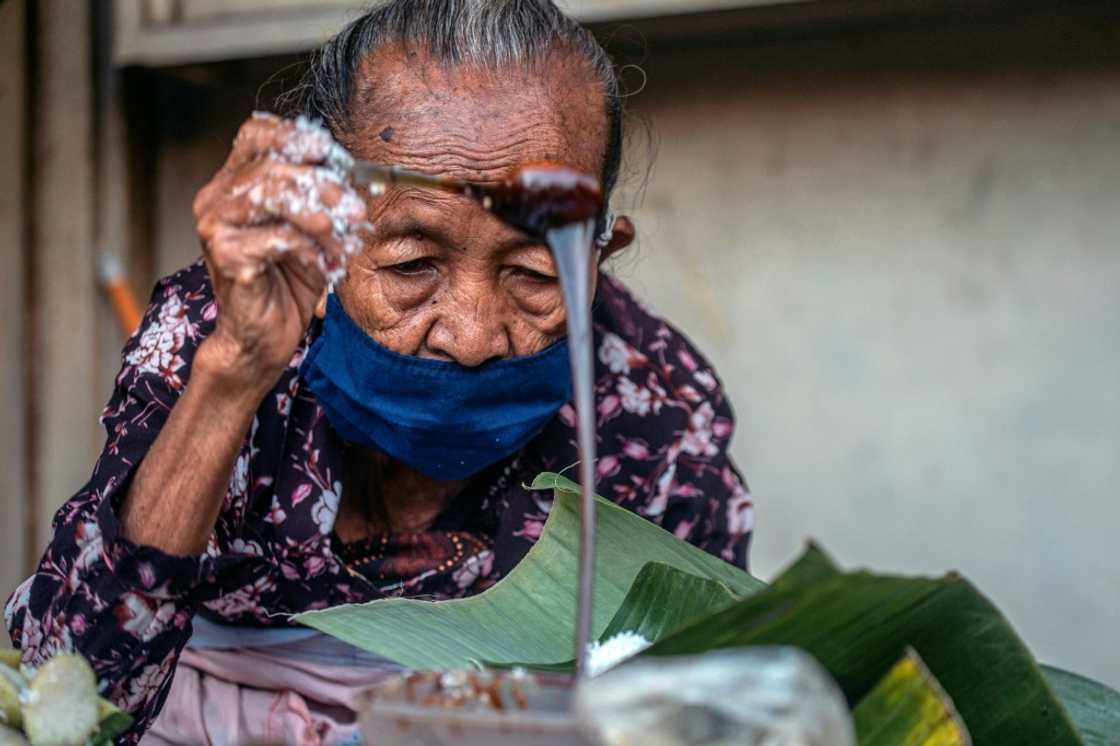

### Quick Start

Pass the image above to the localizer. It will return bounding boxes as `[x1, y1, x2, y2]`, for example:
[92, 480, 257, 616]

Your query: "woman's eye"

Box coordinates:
[389, 259, 436, 276]
[512, 267, 556, 283]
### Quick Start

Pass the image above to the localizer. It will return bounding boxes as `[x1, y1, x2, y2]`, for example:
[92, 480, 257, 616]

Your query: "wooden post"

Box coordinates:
[28, 1, 101, 559]
[0, 0, 29, 603]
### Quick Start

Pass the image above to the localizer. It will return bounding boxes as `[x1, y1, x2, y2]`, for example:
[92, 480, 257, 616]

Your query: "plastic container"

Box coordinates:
[359, 670, 594, 746]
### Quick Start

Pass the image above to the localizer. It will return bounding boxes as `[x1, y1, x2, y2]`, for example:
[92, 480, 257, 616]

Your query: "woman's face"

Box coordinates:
[334, 47, 627, 366]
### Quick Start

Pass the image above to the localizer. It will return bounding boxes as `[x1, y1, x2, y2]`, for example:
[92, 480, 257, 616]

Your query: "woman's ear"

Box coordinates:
[599, 215, 635, 264]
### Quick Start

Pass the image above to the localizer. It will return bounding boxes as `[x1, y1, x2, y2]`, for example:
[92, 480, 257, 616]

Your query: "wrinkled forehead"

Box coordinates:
[341, 44, 608, 186]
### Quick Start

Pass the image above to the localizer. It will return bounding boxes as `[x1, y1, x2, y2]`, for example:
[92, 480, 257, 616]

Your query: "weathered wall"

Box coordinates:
[136, 10, 1119, 687]
[614, 16, 1120, 687]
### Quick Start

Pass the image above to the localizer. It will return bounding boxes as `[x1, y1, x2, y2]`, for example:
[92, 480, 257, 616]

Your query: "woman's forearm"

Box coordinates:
[120, 335, 277, 556]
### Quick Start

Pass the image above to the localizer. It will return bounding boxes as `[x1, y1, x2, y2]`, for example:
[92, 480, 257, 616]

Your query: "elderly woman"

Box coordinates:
[6, 1, 752, 743]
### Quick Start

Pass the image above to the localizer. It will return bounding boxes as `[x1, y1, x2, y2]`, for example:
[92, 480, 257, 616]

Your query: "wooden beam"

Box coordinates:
[0, 0, 29, 600]
[112, 0, 816, 67]
[29, 1, 101, 557]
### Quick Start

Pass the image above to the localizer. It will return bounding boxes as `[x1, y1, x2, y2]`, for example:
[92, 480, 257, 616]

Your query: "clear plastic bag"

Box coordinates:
[574, 647, 856, 746]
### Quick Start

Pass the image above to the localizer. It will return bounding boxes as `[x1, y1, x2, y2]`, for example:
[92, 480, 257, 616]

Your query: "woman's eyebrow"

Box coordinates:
[373, 189, 458, 241]
[377, 192, 550, 253]
[376, 212, 456, 248]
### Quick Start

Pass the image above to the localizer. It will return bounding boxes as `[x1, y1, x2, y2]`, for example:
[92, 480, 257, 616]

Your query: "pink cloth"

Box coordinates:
[141, 639, 400, 746]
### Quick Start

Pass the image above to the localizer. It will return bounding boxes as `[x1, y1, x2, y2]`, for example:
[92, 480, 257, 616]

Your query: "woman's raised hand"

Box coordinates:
[193, 112, 367, 391]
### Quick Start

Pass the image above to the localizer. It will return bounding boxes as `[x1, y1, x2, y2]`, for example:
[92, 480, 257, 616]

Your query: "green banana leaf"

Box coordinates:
[294, 472, 763, 669]
[853, 647, 970, 746]
[489, 562, 740, 672]
[642, 545, 1082, 745]
[1042, 666, 1120, 746]
[600, 561, 740, 641]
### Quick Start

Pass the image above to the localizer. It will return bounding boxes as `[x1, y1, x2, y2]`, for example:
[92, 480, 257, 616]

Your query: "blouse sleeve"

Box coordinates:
[665, 398, 755, 571]
[4, 262, 227, 743]
[658, 351, 755, 571]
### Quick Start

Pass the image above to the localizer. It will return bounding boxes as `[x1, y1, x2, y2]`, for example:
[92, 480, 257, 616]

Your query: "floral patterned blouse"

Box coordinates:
[5, 259, 754, 743]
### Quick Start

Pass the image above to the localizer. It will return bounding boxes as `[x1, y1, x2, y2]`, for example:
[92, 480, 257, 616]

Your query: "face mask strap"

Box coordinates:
[595, 212, 617, 249]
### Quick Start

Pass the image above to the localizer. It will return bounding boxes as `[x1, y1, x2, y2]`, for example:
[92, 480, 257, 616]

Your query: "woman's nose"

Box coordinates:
[425, 293, 512, 367]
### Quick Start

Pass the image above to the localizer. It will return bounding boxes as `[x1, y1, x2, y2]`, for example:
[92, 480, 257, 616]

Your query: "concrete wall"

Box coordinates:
[612, 15, 1120, 687]
[128, 10, 1118, 687]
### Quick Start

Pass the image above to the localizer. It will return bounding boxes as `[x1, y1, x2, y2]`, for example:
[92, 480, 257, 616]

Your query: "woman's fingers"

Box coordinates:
[204, 223, 325, 290]
[198, 163, 367, 279]
[190, 114, 363, 378]
[226, 112, 352, 172]
[236, 159, 368, 243]
[195, 113, 354, 218]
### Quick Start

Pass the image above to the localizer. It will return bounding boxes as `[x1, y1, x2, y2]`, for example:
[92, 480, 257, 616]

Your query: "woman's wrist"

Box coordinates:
[193, 333, 284, 407]
[120, 335, 278, 555]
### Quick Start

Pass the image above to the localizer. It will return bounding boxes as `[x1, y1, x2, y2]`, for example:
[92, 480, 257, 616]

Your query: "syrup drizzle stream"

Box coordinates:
[546, 219, 598, 680]
[500, 165, 604, 680]
[353, 161, 605, 678]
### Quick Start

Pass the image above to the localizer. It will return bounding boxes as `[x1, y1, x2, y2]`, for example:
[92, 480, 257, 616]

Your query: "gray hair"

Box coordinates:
[293, 0, 623, 228]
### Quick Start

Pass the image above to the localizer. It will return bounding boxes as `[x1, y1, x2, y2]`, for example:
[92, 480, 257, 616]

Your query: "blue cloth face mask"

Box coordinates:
[301, 294, 573, 481]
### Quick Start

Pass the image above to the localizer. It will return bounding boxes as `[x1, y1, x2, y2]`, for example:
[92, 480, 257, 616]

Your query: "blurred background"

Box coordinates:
[0, 0, 1117, 688]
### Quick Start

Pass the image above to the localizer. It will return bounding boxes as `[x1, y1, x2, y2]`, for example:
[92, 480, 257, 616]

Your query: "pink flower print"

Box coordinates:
[15, 613, 45, 662]
[598, 394, 621, 422]
[120, 657, 175, 711]
[229, 538, 264, 557]
[125, 294, 192, 390]
[721, 465, 754, 536]
[681, 402, 718, 458]
[612, 481, 639, 503]
[204, 576, 277, 618]
[137, 562, 157, 590]
[303, 554, 328, 578]
[311, 482, 341, 535]
[72, 520, 104, 572]
[618, 378, 652, 416]
[596, 455, 621, 480]
[713, 416, 733, 440]
[621, 437, 653, 460]
[676, 384, 704, 403]
[264, 497, 287, 525]
[674, 518, 697, 540]
[116, 593, 177, 643]
[727, 491, 754, 536]
[647, 375, 669, 409]
[558, 403, 577, 427]
[721, 464, 744, 492]
[291, 482, 313, 507]
[644, 462, 676, 518]
[201, 300, 218, 321]
[452, 550, 494, 590]
[514, 518, 544, 541]
[672, 482, 703, 499]
[276, 392, 292, 416]
[232, 450, 250, 493]
[598, 332, 633, 374]
[694, 369, 718, 392]
[678, 348, 698, 372]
